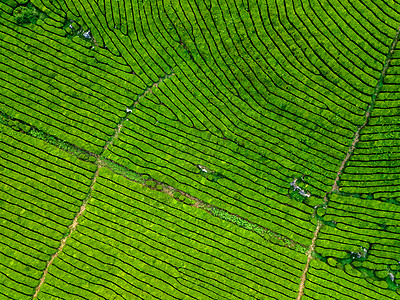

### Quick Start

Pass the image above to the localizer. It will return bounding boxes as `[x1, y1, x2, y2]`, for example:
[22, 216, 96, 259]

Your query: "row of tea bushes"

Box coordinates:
[38, 167, 307, 299]
[0, 124, 97, 299]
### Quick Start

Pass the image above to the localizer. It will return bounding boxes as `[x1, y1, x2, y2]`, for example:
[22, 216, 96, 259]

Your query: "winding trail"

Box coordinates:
[101, 70, 175, 154]
[296, 221, 322, 300]
[296, 24, 400, 299]
[33, 166, 100, 298]
[32, 71, 174, 298]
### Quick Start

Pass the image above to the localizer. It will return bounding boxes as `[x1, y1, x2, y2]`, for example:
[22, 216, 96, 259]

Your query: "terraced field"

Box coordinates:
[0, 0, 399, 299]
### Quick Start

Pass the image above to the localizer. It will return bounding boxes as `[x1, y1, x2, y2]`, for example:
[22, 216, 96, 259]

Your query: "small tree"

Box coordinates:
[13, 3, 45, 25]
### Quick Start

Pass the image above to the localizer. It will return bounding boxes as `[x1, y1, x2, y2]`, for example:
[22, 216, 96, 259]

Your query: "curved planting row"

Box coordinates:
[41, 0, 178, 81]
[0, 124, 96, 299]
[339, 42, 400, 200]
[0, 0, 171, 154]
[40, 0, 398, 190]
[94, 0, 400, 247]
[311, 193, 400, 296]
[302, 259, 398, 299]
[0, 0, 399, 299]
[105, 113, 317, 246]
[38, 167, 306, 299]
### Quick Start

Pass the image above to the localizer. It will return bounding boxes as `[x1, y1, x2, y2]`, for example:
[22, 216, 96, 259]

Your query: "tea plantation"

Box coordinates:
[0, 0, 399, 299]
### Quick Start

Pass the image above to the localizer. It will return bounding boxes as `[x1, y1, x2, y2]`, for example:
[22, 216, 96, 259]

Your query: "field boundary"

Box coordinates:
[1, 110, 307, 259]
[2, 78, 306, 297]
[296, 221, 322, 300]
[32, 165, 100, 298]
[100, 69, 175, 154]
[296, 24, 400, 299]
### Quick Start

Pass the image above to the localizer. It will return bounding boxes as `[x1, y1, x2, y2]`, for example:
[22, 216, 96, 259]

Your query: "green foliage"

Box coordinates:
[39, 167, 304, 299]
[315, 193, 400, 292]
[295, 243, 308, 254]
[306, 259, 399, 299]
[13, 2, 46, 24]
[383, 197, 400, 206]
[0, 111, 97, 163]
[0, 112, 9, 125]
[312, 251, 327, 263]
[63, 19, 96, 46]
[172, 191, 181, 198]
[315, 248, 400, 292]
[206, 206, 306, 253]
[208, 206, 262, 232]
[0, 124, 96, 297]
[178, 196, 195, 205]
[102, 158, 142, 182]
[206, 172, 226, 182]
[27, 128, 93, 160]
[7, 119, 30, 132]
[288, 176, 311, 203]
[323, 220, 337, 228]
[288, 190, 307, 203]
[145, 180, 156, 188]
[2, 0, 400, 297]
[184, 198, 196, 205]
[198, 165, 226, 183]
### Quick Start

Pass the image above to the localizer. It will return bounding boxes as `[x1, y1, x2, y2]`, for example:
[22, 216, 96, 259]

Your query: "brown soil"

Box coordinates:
[33, 166, 100, 298]
[296, 221, 322, 300]
[297, 24, 400, 299]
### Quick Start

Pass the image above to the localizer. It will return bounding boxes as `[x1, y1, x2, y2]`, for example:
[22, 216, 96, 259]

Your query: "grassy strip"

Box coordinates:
[143, 178, 308, 253]
[206, 206, 308, 254]
[98, 157, 144, 183]
[0, 111, 95, 162]
[1, 110, 307, 254]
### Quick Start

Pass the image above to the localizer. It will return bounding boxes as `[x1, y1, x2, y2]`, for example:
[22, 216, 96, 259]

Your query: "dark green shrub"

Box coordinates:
[45, 135, 56, 144]
[289, 190, 306, 203]
[295, 244, 308, 254]
[13, 3, 45, 25]
[383, 197, 400, 205]
[58, 141, 70, 151]
[145, 180, 156, 188]
[183, 197, 196, 205]
[0, 112, 8, 125]
[78, 152, 89, 160]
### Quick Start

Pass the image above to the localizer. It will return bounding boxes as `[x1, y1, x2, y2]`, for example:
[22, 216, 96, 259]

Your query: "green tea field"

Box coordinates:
[0, 0, 399, 299]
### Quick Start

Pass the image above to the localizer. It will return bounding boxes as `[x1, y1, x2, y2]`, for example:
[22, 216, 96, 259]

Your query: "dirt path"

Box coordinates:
[33, 166, 100, 299]
[33, 71, 175, 298]
[331, 25, 400, 193]
[297, 221, 322, 300]
[101, 70, 175, 154]
[331, 111, 370, 193]
[296, 24, 400, 300]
